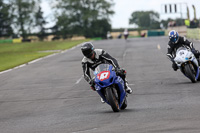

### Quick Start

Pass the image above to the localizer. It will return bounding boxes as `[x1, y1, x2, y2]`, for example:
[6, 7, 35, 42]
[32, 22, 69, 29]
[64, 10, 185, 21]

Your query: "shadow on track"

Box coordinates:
[99, 108, 135, 114]
[171, 81, 200, 85]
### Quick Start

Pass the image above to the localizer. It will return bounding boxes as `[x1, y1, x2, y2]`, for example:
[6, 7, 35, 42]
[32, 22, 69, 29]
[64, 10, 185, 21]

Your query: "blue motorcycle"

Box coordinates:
[94, 64, 127, 112]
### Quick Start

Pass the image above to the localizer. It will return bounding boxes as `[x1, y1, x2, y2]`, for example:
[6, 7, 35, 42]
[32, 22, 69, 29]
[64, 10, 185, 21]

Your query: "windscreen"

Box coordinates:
[94, 64, 110, 74]
[176, 47, 188, 53]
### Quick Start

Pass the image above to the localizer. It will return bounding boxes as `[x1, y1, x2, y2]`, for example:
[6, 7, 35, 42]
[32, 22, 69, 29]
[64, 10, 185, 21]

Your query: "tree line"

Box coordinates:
[0, 0, 186, 40]
[0, 0, 114, 40]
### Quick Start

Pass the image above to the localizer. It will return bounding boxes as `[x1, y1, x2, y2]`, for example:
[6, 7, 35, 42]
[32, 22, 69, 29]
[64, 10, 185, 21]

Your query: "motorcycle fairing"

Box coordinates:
[174, 47, 200, 80]
[94, 65, 126, 107]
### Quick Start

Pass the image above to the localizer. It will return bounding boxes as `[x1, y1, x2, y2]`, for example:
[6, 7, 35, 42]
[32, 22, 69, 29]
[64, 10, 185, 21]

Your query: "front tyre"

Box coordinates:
[106, 87, 120, 112]
[120, 97, 127, 110]
[198, 74, 200, 81]
[198, 67, 200, 81]
[184, 63, 196, 83]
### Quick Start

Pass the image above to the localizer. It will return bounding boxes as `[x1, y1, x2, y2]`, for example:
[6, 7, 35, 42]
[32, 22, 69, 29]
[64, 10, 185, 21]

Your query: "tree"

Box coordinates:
[0, 0, 13, 37]
[129, 11, 160, 29]
[9, 0, 39, 39]
[54, 0, 114, 38]
[35, 6, 48, 40]
[89, 19, 112, 38]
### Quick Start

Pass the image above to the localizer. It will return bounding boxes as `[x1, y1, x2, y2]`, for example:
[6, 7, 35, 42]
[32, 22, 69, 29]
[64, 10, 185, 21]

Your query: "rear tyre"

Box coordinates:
[185, 64, 196, 83]
[106, 87, 120, 112]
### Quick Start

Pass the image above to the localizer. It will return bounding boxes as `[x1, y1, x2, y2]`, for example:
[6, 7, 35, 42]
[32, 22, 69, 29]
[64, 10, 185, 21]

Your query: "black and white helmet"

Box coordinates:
[81, 42, 95, 58]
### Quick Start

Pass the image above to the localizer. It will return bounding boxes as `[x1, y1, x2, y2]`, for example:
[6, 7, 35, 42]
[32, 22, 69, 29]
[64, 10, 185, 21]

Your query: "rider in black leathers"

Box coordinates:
[167, 30, 200, 71]
[81, 42, 132, 94]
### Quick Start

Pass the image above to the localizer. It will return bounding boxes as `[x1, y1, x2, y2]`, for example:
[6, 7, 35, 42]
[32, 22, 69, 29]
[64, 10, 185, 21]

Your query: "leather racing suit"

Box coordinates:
[82, 49, 120, 84]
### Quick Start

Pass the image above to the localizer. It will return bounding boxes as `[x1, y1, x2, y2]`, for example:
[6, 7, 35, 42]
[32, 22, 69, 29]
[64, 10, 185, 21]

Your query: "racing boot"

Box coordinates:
[100, 98, 105, 103]
[172, 62, 178, 71]
[125, 82, 132, 94]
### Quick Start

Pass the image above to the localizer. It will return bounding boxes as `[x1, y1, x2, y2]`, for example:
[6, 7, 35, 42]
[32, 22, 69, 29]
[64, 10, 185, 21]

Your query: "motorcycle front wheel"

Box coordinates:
[106, 87, 120, 112]
[120, 97, 127, 110]
[184, 63, 197, 83]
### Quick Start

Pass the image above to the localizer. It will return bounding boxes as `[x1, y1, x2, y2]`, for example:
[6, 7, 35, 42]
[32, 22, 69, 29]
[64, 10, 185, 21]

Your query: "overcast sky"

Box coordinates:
[41, 0, 200, 29]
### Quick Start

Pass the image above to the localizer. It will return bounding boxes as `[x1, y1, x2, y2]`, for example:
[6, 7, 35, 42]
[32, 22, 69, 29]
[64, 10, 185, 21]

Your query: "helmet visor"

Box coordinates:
[83, 50, 94, 58]
[170, 37, 177, 43]
[85, 52, 93, 58]
[170, 36, 179, 43]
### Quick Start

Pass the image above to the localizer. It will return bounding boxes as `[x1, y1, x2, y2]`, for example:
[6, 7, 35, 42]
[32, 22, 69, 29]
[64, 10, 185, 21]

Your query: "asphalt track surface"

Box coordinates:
[1, 37, 200, 133]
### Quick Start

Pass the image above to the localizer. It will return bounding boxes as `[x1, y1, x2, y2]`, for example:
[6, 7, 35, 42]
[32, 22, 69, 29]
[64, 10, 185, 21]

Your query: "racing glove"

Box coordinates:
[89, 79, 95, 91]
[116, 68, 126, 76]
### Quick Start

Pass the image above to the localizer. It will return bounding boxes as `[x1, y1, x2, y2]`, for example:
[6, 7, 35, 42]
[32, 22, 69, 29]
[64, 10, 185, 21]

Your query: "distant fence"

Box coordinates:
[110, 30, 166, 38]
[147, 31, 165, 36]
[0, 39, 13, 43]
[13, 39, 22, 43]
[0, 36, 87, 43]
[0, 39, 22, 44]
[2, 27, 199, 43]
[111, 30, 148, 38]
[111, 26, 200, 40]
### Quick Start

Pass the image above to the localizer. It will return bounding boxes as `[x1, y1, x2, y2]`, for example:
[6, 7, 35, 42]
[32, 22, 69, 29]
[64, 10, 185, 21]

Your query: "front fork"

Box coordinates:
[97, 85, 118, 104]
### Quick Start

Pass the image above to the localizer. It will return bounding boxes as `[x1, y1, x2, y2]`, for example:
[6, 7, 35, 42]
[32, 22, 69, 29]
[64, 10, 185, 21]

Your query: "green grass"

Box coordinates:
[0, 39, 90, 72]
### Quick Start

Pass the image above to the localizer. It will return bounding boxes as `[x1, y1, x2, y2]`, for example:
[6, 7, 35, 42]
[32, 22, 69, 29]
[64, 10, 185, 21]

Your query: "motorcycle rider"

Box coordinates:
[167, 30, 200, 71]
[81, 42, 132, 94]
[123, 28, 129, 40]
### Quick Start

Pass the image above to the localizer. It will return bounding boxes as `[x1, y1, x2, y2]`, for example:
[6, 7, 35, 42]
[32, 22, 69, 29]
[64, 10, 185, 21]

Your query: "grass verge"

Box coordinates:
[0, 39, 90, 72]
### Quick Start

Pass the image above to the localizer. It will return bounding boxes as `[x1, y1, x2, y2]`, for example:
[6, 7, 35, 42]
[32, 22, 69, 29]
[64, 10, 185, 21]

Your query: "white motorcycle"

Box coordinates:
[174, 47, 200, 83]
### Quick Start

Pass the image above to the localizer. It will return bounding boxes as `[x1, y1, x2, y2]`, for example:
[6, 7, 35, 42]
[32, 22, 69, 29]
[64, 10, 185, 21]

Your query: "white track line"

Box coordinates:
[75, 75, 84, 84]
[72, 128, 97, 133]
[157, 44, 161, 50]
[123, 49, 128, 59]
